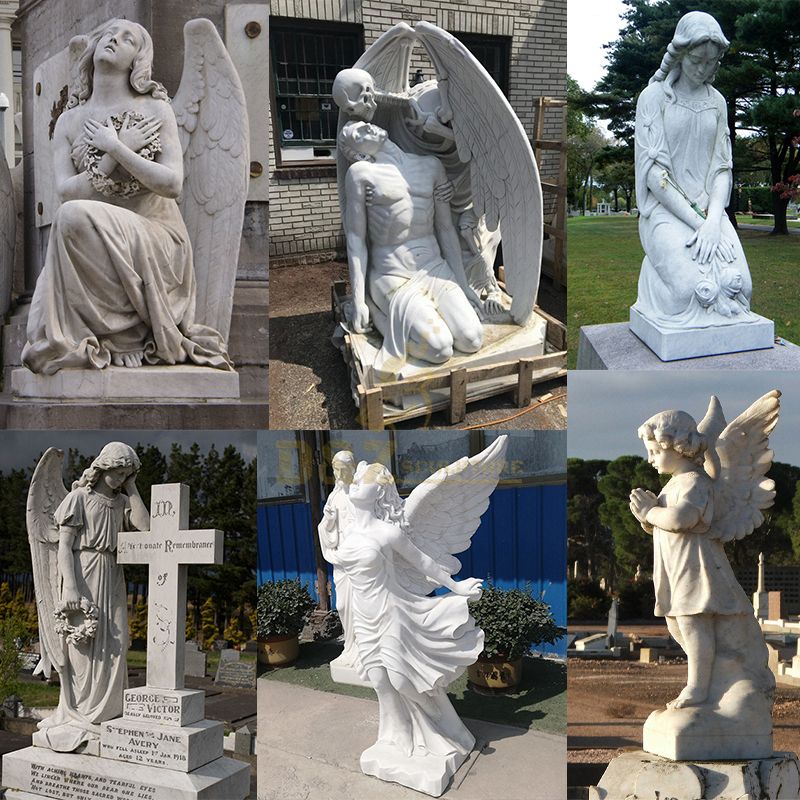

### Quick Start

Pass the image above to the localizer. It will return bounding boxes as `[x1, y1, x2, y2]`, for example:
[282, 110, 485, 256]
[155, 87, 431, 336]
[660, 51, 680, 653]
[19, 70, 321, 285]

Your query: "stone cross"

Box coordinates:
[117, 483, 223, 690]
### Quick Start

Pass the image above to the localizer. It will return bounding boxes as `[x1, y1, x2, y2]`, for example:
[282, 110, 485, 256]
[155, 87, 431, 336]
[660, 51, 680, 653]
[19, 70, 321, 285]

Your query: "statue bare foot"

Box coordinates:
[111, 351, 144, 368]
[668, 685, 707, 709]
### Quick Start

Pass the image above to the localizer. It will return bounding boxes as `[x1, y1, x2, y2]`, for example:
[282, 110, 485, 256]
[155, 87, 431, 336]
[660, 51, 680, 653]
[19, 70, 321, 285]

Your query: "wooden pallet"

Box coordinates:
[331, 281, 567, 430]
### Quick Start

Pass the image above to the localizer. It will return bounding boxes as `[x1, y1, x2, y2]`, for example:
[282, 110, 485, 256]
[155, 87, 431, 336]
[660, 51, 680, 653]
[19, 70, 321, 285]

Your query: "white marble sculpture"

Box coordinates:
[334, 23, 542, 379]
[630, 11, 774, 359]
[27, 443, 148, 753]
[0, 153, 14, 317]
[322, 436, 507, 796]
[317, 450, 360, 682]
[629, 392, 779, 760]
[21, 18, 248, 375]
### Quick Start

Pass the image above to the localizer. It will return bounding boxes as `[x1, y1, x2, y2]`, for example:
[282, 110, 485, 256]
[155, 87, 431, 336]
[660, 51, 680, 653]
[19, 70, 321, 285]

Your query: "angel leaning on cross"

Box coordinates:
[629, 392, 778, 714]
[322, 436, 506, 787]
[22, 18, 247, 375]
[27, 443, 150, 753]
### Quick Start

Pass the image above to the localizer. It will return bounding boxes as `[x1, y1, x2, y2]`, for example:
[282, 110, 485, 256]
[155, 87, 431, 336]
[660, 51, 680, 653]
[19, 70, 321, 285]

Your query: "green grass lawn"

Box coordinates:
[567, 215, 800, 368]
[259, 640, 566, 735]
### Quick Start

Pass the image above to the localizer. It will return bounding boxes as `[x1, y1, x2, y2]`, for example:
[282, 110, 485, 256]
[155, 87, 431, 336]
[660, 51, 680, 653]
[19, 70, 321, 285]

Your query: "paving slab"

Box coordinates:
[257, 679, 566, 800]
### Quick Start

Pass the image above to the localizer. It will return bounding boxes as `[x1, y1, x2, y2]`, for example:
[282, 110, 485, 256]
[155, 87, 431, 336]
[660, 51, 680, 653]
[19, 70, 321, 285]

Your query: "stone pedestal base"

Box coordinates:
[629, 306, 775, 361]
[589, 750, 800, 800]
[1, 746, 249, 800]
[329, 654, 371, 688]
[122, 687, 205, 727]
[11, 365, 240, 400]
[360, 740, 471, 797]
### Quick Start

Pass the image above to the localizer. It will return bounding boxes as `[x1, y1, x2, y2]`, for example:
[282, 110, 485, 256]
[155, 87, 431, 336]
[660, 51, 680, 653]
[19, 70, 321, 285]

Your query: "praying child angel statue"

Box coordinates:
[629, 391, 779, 761]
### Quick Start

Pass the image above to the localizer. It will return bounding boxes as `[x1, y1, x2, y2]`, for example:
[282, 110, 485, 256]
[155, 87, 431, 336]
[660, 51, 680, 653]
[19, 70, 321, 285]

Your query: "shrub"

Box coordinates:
[469, 583, 562, 660]
[617, 579, 656, 620]
[257, 579, 316, 639]
[568, 578, 611, 621]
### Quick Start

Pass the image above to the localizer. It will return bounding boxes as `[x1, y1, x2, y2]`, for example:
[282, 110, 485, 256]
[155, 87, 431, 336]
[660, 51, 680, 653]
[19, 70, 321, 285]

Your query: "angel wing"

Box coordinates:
[707, 390, 780, 543]
[174, 18, 249, 344]
[0, 154, 14, 317]
[395, 436, 508, 595]
[415, 23, 542, 323]
[26, 448, 69, 678]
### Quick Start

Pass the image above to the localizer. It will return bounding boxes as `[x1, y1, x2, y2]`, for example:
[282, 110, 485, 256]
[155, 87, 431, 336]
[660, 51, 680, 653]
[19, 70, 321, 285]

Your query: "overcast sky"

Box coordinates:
[567, 0, 627, 91]
[569, 372, 800, 466]
[0, 431, 257, 475]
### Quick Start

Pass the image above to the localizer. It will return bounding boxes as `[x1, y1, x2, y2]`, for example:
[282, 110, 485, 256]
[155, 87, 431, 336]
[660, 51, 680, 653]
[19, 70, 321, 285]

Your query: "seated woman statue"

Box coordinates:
[22, 19, 232, 374]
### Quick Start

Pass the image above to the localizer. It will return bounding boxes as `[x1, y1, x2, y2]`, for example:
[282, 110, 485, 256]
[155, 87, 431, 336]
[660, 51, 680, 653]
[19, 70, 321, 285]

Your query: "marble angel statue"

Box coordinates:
[27, 443, 149, 753]
[317, 450, 359, 680]
[629, 392, 778, 760]
[323, 436, 507, 796]
[332, 24, 542, 369]
[631, 12, 769, 350]
[22, 18, 248, 375]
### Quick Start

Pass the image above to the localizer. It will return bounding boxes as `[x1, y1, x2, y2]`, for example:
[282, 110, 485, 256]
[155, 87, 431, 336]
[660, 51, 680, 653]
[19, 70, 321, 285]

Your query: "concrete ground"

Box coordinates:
[257, 679, 566, 800]
[268, 261, 567, 430]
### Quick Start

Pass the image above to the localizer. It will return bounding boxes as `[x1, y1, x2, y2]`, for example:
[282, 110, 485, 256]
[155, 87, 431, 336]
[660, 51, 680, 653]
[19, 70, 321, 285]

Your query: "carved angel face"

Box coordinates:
[94, 21, 144, 72]
[680, 41, 723, 88]
[644, 442, 687, 475]
[101, 466, 131, 492]
[333, 68, 378, 121]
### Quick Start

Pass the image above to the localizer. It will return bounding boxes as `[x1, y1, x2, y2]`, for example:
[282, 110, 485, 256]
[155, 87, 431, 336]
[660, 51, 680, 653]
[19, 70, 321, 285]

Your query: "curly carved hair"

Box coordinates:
[69, 19, 168, 108]
[637, 409, 707, 467]
[353, 461, 408, 532]
[649, 11, 729, 102]
[73, 441, 141, 490]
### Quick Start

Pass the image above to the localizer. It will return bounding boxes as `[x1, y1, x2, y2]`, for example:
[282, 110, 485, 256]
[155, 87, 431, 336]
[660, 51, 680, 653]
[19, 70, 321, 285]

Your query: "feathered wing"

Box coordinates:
[174, 18, 249, 344]
[26, 448, 68, 677]
[415, 22, 543, 324]
[336, 23, 415, 218]
[710, 390, 780, 543]
[396, 436, 508, 595]
[0, 155, 14, 316]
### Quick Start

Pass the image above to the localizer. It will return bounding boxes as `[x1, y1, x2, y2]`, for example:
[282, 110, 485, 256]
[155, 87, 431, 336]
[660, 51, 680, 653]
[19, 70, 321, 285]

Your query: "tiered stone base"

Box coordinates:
[629, 306, 774, 361]
[2, 746, 249, 800]
[589, 750, 800, 800]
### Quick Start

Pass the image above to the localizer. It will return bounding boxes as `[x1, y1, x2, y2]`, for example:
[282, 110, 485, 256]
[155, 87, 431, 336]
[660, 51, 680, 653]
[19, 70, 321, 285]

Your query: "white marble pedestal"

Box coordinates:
[629, 306, 775, 361]
[590, 750, 800, 800]
[11, 365, 240, 400]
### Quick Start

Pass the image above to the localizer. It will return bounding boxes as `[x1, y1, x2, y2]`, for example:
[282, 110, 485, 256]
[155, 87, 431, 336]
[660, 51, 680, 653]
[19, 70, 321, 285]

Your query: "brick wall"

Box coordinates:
[268, 0, 567, 264]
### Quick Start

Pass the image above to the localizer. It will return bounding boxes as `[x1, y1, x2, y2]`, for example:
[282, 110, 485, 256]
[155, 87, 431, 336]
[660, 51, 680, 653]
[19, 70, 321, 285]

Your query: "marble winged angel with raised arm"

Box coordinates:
[26, 443, 150, 754]
[322, 436, 507, 796]
[333, 23, 542, 376]
[629, 392, 779, 759]
[22, 18, 248, 375]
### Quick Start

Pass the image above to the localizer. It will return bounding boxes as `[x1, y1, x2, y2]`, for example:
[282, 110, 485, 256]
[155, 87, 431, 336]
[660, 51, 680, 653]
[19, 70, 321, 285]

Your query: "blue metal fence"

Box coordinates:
[257, 483, 567, 657]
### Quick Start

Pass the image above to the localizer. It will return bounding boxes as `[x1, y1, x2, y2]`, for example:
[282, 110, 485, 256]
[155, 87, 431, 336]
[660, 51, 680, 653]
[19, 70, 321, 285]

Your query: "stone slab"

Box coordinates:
[184, 643, 207, 679]
[101, 718, 223, 773]
[589, 749, 800, 800]
[214, 660, 256, 689]
[123, 687, 205, 727]
[1, 746, 249, 800]
[257, 678, 567, 800]
[577, 322, 800, 370]
[11, 366, 240, 400]
[643, 719, 772, 762]
[629, 306, 775, 360]
[329, 659, 371, 688]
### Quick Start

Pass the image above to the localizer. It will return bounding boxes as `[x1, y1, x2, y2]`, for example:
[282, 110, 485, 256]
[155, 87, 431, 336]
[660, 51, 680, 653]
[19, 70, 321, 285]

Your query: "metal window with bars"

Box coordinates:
[270, 22, 362, 147]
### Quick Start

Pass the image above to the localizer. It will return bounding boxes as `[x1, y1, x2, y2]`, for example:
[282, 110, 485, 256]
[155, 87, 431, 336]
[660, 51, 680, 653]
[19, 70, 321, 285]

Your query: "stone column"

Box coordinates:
[0, 1, 17, 167]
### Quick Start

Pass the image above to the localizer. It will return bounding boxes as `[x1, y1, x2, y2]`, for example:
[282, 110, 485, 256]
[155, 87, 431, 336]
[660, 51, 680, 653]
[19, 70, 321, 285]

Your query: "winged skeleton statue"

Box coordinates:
[334, 22, 542, 325]
[323, 435, 507, 794]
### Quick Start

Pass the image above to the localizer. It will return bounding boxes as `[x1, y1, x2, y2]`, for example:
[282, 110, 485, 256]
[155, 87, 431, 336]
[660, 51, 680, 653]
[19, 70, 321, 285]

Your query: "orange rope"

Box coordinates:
[459, 392, 566, 430]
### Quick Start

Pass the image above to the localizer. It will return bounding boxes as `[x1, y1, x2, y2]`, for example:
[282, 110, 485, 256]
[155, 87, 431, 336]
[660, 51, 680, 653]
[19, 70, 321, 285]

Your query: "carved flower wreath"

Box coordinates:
[84, 111, 162, 198]
[54, 597, 99, 645]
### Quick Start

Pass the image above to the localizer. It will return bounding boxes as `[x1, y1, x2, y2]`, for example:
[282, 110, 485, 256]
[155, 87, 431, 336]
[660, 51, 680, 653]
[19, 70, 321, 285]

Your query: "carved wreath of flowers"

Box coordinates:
[85, 111, 162, 198]
[54, 597, 99, 645]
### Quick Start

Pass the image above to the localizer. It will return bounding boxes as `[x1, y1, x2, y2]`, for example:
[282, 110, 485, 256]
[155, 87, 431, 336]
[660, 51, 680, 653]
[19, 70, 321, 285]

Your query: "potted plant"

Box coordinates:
[257, 579, 317, 667]
[468, 583, 562, 690]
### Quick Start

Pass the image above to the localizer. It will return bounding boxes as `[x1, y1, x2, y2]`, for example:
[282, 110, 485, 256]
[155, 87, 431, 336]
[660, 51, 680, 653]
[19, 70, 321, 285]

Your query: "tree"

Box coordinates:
[596, 147, 636, 212]
[129, 600, 148, 643]
[567, 458, 614, 582]
[200, 596, 220, 650]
